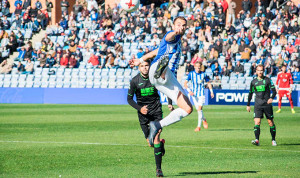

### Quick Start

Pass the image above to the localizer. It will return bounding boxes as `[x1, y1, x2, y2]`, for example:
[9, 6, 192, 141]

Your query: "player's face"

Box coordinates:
[256, 66, 264, 78]
[194, 63, 201, 73]
[139, 62, 150, 76]
[173, 19, 187, 35]
[281, 66, 286, 73]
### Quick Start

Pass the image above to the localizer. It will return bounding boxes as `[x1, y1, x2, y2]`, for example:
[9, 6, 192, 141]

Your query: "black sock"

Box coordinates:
[270, 125, 276, 141]
[254, 125, 260, 140]
[154, 142, 163, 170]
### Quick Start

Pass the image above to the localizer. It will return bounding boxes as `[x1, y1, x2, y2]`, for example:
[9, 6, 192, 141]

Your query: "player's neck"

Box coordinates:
[257, 76, 264, 80]
[140, 73, 149, 79]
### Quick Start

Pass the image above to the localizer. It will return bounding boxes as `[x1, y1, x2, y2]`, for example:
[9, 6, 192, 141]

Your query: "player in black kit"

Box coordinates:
[247, 64, 277, 146]
[127, 60, 165, 177]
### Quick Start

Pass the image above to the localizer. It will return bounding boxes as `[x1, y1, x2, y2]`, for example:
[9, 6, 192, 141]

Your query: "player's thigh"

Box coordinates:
[152, 67, 187, 104]
[151, 110, 163, 122]
[192, 96, 204, 110]
[263, 105, 274, 120]
[138, 113, 151, 138]
[254, 105, 264, 119]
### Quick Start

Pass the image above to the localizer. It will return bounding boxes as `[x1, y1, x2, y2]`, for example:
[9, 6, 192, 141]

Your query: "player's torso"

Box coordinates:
[252, 78, 271, 105]
[152, 31, 181, 73]
[277, 73, 291, 89]
[134, 75, 161, 110]
[190, 71, 206, 97]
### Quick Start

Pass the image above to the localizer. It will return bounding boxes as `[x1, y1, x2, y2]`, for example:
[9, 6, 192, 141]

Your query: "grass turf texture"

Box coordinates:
[0, 104, 299, 177]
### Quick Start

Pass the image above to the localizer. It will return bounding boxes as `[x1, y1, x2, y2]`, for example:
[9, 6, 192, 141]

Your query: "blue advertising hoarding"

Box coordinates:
[0, 88, 299, 106]
[209, 89, 299, 106]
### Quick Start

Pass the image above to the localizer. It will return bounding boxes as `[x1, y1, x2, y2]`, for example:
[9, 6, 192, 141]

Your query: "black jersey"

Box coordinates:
[127, 73, 162, 115]
[247, 76, 276, 106]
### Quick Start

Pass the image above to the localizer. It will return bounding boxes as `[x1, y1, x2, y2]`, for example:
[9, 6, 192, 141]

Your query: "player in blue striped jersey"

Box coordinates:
[129, 17, 193, 146]
[184, 62, 214, 132]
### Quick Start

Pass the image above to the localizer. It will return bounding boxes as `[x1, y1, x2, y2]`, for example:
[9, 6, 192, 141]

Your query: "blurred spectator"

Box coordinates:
[38, 53, 47, 67]
[15, 47, 26, 61]
[35, 0, 42, 10]
[185, 62, 194, 75]
[46, 0, 53, 20]
[227, 0, 236, 24]
[224, 61, 234, 76]
[0, 60, 12, 74]
[23, 0, 31, 10]
[180, 41, 191, 65]
[61, 0, 70, 14]
[117, 55, 129, 69]
[60, 54, 69, 68]
[293, 67, 300, 84]
[46, 53, 55, 68]
[88, 53, 99, 67]
[17, 61, 24, 73]
[264, 60, 274, 77]
[233, 60, 244, 76]
[23, 59, 34, 74]
[211, 62, 221, 76]
[137, 48, 145, 59]
[212, 75, 221, 89]
[68, 54, 77, 68]
[2, 4, 10, 17]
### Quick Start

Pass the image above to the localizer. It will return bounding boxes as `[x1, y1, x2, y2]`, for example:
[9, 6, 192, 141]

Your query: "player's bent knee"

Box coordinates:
[184, 105, 193, 114]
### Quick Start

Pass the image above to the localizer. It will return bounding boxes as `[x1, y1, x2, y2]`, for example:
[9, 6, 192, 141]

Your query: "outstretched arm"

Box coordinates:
[129, 48, 159, 67]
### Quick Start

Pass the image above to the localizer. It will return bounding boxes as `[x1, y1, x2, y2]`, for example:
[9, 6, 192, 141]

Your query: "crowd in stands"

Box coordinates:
[1, 0, 300, 87]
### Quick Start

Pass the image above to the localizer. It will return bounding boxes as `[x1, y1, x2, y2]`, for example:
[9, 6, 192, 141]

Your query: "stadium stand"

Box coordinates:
[0, 0, 300, 91]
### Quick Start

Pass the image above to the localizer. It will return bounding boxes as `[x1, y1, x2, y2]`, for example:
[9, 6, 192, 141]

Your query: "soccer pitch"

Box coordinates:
[0, 104, 299, 177]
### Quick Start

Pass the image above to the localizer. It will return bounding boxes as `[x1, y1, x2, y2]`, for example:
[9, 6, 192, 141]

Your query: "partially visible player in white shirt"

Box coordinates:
[184, 62, 214, 132]
[129, 17, 193, 146]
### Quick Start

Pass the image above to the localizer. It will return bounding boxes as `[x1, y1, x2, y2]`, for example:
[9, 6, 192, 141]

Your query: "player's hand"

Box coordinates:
[289, 88, 292, 93]
[246, 106, 251, 112]
[267, 98, 273, 104]
[189, 91, 194, 96]
[175, 26, 184, 35]
[211, 93, 214, 99]
[168, 104, 174, 111]
[129, 58, 140, 67]
[140, 105, 148, 115]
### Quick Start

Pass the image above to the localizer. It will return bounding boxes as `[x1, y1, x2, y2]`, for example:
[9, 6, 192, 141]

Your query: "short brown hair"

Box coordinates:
[173, 16, 187, 24]
[194, 61, 202, 66]
[256, 64, 264, 70]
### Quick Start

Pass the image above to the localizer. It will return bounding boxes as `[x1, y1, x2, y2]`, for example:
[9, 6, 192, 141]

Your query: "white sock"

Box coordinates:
[159, 108, 189, 127]
[197, 110, 203, 127]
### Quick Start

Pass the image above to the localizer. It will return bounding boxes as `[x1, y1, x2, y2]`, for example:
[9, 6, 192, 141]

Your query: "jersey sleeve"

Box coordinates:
[127, 79, 142, 111]
[164, 30, 181, 44]
[247, 81, 254, 106]
[289, 73, 293, 84]
[276, 73, 279, 85]
[269, 79, 277, 99]
[204, 74, 210, 82]
[186, 72, 192, 81]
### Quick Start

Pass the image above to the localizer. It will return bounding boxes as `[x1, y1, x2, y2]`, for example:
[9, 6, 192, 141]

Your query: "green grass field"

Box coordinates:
[0, 104, 299, 177]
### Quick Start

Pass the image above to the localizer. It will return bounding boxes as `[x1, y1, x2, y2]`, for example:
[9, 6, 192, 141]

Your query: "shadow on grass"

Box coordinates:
[206, 129, 252, 132]
[280, 143, 300, 146]
[175, 171, 258, 176]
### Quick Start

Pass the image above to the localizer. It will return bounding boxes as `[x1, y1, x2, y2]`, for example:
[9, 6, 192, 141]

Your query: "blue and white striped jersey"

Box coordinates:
[186, 71, 210, 97]
[151, 30, 181, 75]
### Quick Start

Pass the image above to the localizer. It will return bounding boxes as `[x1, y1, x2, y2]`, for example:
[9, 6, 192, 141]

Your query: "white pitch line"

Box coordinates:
[0, 140, 300, 153]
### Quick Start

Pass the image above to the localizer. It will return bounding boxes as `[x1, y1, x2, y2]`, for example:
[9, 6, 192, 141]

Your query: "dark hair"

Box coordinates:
[256, 64, 264, 70]
[173, 16, 187, 24]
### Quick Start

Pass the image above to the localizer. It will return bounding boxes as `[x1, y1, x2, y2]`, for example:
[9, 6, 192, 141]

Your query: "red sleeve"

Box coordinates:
[276, 73, 280, 85]
[289, 73, 293, 84]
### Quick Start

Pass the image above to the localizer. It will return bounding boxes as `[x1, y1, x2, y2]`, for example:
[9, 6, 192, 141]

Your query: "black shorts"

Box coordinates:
[138, 111, 162, 139]
[254, 104, 274, 120]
